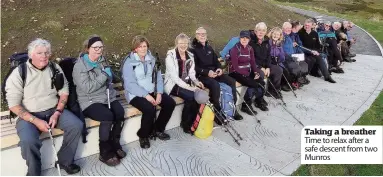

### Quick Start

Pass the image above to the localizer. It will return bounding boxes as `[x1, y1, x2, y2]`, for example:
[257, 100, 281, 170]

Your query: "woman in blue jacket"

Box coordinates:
[122, 35, 176, 149]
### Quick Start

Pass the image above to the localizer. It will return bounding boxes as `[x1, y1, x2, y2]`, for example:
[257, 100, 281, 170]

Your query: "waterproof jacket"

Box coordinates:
[249, 30, 271, 68]
[229, 42, 257, 76]
[298, 28, 321, 53]
[72, 53, 116, 110]
[191, 38, 221, 77]
[269, 40, 285, 68]
[122, 51, 163, 103]
[164, 48, 199, 94]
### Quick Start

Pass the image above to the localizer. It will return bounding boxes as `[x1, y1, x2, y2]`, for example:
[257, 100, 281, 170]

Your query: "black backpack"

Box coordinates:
[1, 52, 62, 123]
[58, 58, 88, 143]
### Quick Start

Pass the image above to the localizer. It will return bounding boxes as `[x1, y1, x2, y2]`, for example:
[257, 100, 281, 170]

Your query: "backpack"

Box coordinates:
[1, 53, 61, 122]
[58, 58, 88, 143]
[191, 104, 214, 139]
[220, 37, 240, 59]
[219, 82, 235, 119]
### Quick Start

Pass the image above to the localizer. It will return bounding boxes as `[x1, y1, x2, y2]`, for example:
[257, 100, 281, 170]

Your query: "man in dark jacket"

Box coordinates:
[298, 19, 336, 83]
[191, 27, 243, 122]
[249, 22, 283, 99]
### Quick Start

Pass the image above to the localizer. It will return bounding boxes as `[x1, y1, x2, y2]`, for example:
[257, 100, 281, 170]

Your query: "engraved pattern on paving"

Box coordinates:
[42, 54, 383, 176]
[43, 128, 283, 176]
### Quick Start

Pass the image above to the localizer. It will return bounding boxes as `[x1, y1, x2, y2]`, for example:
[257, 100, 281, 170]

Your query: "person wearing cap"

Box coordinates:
[164, 33, 206, 134]
[73, 35, 126, 166]
[318, 21, 344, 73]
[5, 38, 83, 175]
[122, 35, 176, 149]
[191, 27, 243, 123]
[229, 30, 268, 114]
[249, 22, 283, 100]
[298, 18, 336, 83]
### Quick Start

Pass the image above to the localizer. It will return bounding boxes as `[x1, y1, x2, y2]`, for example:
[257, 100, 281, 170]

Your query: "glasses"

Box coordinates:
[90, 46, 104, 51]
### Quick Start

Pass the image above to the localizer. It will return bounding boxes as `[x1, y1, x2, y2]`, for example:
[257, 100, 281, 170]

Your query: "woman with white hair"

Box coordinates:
[164, 33, 206, 134]
[5, 38, 83, 175]
[249, 22, 283, 100]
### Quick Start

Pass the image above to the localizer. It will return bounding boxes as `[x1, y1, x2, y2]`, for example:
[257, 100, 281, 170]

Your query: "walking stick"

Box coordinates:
[48, 128, 61, 176]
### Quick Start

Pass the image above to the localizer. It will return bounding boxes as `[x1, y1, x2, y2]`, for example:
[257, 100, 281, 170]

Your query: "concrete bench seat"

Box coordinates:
[0, 82, 243, 150]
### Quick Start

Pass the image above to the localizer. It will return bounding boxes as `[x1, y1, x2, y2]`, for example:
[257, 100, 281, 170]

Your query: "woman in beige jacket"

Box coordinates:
[164, 33, 205, 134]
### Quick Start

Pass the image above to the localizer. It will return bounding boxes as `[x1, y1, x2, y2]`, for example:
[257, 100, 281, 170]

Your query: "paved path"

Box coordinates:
[42, 7, 383, 176]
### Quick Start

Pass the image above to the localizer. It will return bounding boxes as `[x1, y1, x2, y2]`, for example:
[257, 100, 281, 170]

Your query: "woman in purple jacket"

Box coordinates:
[268, 27, 291, 93]
[229, 30, 268, 113]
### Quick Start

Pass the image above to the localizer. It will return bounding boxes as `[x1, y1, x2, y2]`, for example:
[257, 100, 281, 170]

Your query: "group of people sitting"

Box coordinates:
[4, 17, 357, 175]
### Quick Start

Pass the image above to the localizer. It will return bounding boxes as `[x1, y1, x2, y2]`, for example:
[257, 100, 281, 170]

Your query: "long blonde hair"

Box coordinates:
[267, 27, 283, 46]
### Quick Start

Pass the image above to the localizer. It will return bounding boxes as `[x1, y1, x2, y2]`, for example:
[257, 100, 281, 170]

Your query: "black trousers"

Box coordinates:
[304, 54, 330, 79]
[229, 72, 265, 103]
[130, 93, 176, 138]
[170, 85, 199, 130]
[326, 38, 342, 67]
[198, 74, 237, 111]
[268, 64, 283, 90]
[83, 101, 125, 141]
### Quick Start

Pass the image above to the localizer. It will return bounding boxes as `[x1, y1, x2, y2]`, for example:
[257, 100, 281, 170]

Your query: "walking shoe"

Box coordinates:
[55, 162, 81, 174]
[155, 131, 170, 140]
[254, 99, 269, 111]
[110, 139, 127, 159]
[99, 141, 120, 166]
[325, 76, 336, 83]
[281, 85, 291, 92]
[233, 112, 243, 120]
[241, 102, 258, 116]
[139, 137, 150, 149]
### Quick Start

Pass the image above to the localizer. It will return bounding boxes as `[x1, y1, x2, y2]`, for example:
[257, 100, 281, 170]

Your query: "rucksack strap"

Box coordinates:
[48, 62, 59, 89]
[18, 63, 27, 88]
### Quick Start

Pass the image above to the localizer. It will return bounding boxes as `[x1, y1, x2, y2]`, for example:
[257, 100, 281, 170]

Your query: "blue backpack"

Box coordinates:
[219, 36, 240, 59]
[219, 82, 235, 119]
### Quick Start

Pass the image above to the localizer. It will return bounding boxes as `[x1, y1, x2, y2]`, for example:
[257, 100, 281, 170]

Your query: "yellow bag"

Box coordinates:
[192, 104, 215, 139]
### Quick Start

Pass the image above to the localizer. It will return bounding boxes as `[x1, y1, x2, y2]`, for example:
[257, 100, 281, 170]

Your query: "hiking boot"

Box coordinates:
[110, 121, 126, 159]
[139, 137, 150, 149]
[325, 76, 336, 83]
[214, 116, 227, 125]
[297, 77, 306, 85]
[233, 112, 243, 120]
[155, 131, 170, 140]
[333, 67, 344, 74]
[110, 139, 127, 159]
[99, 141, 120, 166]
[304, 76, 310, 85]
[254, 99, 269, 111]
[55, 162, 81, 174]
[281, 85, 291, 92]
[241, 102, 258, 116]
[348, 53, 356, 58]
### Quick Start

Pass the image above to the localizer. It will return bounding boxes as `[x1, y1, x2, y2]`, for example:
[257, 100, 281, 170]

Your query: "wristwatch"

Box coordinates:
[56, 109, 63, 113]
[28, 116, 35, 123]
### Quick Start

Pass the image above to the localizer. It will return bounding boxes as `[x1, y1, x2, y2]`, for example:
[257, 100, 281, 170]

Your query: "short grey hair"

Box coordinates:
[174, 33, 191, 49]
[304, 18, 314, 24]
[255, 22, 267, 31]
[27, 38, 52, 57]
[282, 22, 292, 29]
[195, 27, 206, 34]
[324, 21, 331, 25]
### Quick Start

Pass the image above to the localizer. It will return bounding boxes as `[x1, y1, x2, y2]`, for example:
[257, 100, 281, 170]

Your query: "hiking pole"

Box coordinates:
[254, 82, 304, 127]
[234, 89, 261, 124]
[206, 102, 241, 145]
[48, 128, 61, 176]
[150, 52, 161, 140]
[282, 73, 297, 98]
[107, 88, 111, 109]
[267, 79, 286, 106]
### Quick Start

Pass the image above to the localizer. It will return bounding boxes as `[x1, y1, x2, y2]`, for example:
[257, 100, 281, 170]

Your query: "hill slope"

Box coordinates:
[1, 0, 305, 110]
